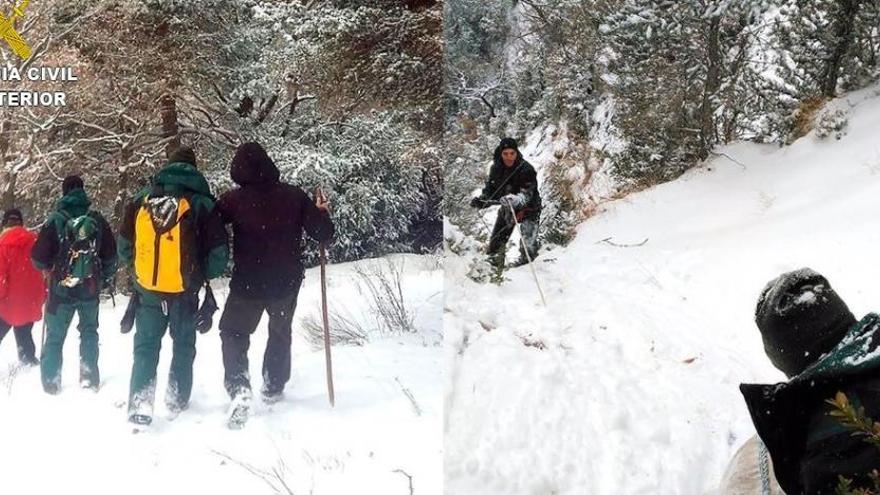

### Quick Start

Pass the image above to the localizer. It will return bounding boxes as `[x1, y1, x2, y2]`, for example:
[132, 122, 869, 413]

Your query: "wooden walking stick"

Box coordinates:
[316, 187, 335, 407]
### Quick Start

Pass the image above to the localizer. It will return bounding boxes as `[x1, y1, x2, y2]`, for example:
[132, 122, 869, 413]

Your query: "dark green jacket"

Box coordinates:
[742, 314, 880, 494]
[118, 162, 228, 303]
[31, 188, 118, 300]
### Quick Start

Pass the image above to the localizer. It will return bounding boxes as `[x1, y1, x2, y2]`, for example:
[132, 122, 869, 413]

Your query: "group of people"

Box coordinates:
[0, 142, 334, 428]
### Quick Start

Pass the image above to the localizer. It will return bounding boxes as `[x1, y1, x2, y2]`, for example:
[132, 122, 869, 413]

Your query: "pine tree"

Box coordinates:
[600, 0, 768, 181]
[775, 0, 875, 99]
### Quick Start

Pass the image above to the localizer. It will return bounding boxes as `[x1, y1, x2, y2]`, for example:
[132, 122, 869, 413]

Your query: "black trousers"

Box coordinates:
[0, 318, 38, 365]
[219, 288, 300, 399]
[487, 207, 540, 263]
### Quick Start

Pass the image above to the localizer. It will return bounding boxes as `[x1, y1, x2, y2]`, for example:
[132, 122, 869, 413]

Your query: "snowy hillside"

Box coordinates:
[0, 255, 442, 495]
[445, 83, 880, 494]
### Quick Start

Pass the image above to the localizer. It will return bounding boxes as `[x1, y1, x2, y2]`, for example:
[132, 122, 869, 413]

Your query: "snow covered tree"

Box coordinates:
[756, 0, 880, 141]
[227, 0, 443, 261]
[6, 0, 442, 264]
[510, 0, 607, 136]
[775, 0, 879, 98]
[600, 0, 769, 182]
[445, 0, 511, 130]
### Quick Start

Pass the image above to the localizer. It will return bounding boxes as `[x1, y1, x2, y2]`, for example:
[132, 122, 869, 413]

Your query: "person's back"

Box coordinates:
[217, 142, 334, 300]
[32, 181, 117, 301]
[119, 152, 227, 296]
[0, 209, 46, 367]
[0, 220, 45, 327]
[799, 365, 880, 492]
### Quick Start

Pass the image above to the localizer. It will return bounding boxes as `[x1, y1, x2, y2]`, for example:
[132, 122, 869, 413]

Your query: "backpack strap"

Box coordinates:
[86, 210, 103, 245]
[149, 183, 166, 199]
[54, 210, 72, 237]
[484, 160, 526, 201]
[51, 210, 74, 271]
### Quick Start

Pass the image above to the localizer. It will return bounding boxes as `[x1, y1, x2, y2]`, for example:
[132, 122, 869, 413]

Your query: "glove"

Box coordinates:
[120, 292, 138, 334]
[195, 284, 218, 334]
[470, 197, 485, 209]
[500, 194, 523, 210]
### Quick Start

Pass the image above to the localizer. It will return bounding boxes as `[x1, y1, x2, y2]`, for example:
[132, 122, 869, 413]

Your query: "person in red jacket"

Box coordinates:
[0, 209, 47, 366]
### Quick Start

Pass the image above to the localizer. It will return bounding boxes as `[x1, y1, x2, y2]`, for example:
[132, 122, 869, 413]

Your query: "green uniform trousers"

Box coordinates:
[40, 297, 100, 393]
[127, 292, 198, 418]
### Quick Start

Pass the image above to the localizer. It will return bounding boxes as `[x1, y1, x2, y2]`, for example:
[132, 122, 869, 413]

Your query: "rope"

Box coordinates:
[758, 438, 771, 495]
[508, 202, 547, 306]
[483, 160, 526, 202]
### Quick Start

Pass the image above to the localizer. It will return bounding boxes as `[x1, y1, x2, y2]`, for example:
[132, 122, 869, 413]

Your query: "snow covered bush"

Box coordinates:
[259, 112, 432, 262]
[354, 258, 416, 335]
[815, 108, 850, 140]
[301, 306, 369, 350]
[789, 96, 830, 142]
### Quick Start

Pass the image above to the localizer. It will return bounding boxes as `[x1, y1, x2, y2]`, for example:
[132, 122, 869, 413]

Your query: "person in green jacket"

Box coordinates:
[31, 175, 118, 394]
[118, 147, 228, 426]
[741, 268, 880, 494]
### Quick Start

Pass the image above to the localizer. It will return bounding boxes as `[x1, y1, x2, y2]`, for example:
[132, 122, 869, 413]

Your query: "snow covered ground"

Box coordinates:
[445, 83, 880, 494]
[0, 254, 442, 495]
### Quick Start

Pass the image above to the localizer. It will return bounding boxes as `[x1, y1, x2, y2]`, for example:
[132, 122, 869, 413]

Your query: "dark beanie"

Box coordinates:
[62, 175, 84, 195]
[755, 268, 856, 377]
[168, 146, 197, 167]
[499, 137, 519, 151]
[2, 208, 22, 227]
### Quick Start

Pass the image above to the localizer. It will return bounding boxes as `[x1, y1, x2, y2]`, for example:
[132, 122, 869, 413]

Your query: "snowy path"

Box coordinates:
[445, 85, 880, 494]
[0, 255, 442, 495]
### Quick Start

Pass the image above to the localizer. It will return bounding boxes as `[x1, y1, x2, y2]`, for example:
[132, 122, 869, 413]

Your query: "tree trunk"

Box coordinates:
[0, 118, 13, 211]
[821, 0, 861, 97]
[256, 91, 280, 125]
[699, 16, 722, 158]
[1, 171, 15, 212]
[405, 0, 436, 11]
[113, 146, 133, 224]
[236, 96, 254, 117]
[159, 94, 181, 157]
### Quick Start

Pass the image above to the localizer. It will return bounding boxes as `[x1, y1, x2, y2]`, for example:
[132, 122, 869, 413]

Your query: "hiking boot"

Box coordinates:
[509, 257, 530, 268]
[80, 379, 99, 392]
[20, 357, 39, 368]
[129, 414, 152, 426]
[261, 390, 284, 405]
[227, 392, 252, 430]
[166, 402, 189, 421]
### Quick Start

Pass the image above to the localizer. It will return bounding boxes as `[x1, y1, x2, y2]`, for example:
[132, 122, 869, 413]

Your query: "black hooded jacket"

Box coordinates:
[478, 145, 542, 211]
[216, 143, 334, 300]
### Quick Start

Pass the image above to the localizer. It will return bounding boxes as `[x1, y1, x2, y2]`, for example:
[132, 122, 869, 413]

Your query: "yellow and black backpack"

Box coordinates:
[133, 191, 197, 294]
